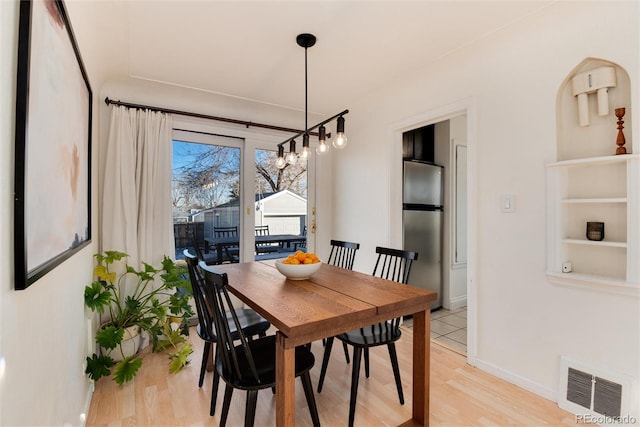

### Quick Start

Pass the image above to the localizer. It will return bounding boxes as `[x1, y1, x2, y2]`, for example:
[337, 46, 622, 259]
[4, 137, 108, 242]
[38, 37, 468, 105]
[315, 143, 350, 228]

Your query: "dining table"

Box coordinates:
[214, 259, 437, 426]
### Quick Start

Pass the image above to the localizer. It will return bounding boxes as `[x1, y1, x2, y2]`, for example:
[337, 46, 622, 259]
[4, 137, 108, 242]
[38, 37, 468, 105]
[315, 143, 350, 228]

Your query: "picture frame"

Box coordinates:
[14, 0, 92, 290]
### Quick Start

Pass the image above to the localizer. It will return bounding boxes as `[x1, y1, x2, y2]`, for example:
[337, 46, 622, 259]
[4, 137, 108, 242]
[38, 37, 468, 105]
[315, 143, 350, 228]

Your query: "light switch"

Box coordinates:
[501, 194, 515, 213]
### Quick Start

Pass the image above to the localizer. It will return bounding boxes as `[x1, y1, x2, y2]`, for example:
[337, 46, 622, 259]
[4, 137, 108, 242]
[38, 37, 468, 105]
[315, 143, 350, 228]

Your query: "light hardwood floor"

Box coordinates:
[86, 326, 578, 426]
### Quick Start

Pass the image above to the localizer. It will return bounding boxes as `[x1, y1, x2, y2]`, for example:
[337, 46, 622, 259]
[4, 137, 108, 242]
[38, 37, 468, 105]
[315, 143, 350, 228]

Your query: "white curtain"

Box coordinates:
[102, 105, 174, 267]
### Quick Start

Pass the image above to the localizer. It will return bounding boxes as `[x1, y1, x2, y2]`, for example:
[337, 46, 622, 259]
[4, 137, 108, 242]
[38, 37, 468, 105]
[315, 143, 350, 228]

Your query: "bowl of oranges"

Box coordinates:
[275, 251, 322, 280]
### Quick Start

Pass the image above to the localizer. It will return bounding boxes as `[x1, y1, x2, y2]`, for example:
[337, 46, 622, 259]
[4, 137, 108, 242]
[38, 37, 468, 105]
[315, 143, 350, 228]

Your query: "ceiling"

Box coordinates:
[124, 1, 554, 115]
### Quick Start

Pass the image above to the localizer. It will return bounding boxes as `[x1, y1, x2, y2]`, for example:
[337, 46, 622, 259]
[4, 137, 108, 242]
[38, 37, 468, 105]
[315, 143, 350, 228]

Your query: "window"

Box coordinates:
[172, 128, 310, 263]
[172, 132, 242, 261]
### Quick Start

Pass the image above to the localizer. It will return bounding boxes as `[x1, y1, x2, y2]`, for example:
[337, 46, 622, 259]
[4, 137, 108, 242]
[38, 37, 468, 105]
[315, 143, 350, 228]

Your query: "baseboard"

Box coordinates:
[475, 358, 557, 402]
[80, 380, 94, 427]
[449, 295, 467, 310]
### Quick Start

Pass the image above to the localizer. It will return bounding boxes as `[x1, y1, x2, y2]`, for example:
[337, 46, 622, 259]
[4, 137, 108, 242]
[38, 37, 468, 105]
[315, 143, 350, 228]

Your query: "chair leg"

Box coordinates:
[387, 343, 404, 405]
[220, 384, 234, 425]
[317, 336, 334, 393]
[342, 341, 351, 364]
[348, 347, 363, 427]
[300, 372, 321, 427]
[364, 347, 370, 378]
[245, 390, 258, 427]
[199, 341, 211, 387]
[210, 369, 220, 415]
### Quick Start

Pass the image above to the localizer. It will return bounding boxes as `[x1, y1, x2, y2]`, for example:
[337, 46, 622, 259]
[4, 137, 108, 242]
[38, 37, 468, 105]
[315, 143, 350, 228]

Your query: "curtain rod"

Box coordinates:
[104, 97, 318, 136]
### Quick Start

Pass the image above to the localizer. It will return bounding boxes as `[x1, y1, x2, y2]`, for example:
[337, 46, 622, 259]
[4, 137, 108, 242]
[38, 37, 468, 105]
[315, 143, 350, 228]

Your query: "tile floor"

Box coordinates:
[430, 307, 467, 354]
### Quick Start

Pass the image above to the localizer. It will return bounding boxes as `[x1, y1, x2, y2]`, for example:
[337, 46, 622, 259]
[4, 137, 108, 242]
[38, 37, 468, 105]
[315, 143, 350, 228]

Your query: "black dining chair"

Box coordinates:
[198, 262, 321, 427]
[321, 239, 361, 363]
[317, 245, 418, 427]
[327, 239, 360, 270]
[183, 250, 271, 416]
[186, 223, 219, 265]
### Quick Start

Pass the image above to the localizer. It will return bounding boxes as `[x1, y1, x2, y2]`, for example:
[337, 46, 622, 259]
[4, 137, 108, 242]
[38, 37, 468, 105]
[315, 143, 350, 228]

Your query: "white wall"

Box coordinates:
[332, 0, 639, 417]
[0, 1, 126, 425]
[1, 1, 637, 425]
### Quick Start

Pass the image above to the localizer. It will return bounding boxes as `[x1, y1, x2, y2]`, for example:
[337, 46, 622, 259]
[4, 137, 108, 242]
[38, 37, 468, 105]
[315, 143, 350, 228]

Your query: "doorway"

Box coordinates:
[390, 101, 474, 362]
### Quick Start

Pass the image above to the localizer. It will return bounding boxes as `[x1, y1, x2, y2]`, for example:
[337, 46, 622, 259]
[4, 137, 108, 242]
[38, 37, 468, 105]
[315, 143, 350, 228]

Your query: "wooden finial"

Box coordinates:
[615, 107, 626, 155]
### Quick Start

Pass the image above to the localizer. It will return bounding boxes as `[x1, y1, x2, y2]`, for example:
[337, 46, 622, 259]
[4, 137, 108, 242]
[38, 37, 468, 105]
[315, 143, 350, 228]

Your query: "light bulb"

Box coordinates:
[316, 141, 329, 154]
[276, 145, 286, 168]
[287, 139, 297, 165]
[332, 133, 348, 150]
[300, 133, 310, 160]
[316, 125, 328, 154]
[332, 116, 347, 149]
[286, 151, 297, 165]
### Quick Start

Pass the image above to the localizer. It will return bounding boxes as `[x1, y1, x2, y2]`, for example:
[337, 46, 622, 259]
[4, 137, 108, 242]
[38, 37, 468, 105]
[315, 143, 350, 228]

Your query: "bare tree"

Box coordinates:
[255, 149, 307, 198]
[173, 143, 308, 216]
[173, 143, 240, 210]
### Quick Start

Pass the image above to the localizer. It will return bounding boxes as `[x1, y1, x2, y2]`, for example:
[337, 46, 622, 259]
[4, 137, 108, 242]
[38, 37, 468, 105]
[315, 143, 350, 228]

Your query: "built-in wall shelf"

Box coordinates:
[561, 198, 627, 204]
[547, 59, 637, 296]
[546, 272, 639, 298]
[560, 239, 627, 248]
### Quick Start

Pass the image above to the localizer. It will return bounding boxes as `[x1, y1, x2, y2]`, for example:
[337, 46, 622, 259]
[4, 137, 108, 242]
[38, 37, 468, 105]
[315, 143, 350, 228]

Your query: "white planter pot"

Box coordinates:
[101, 325, 141, 362]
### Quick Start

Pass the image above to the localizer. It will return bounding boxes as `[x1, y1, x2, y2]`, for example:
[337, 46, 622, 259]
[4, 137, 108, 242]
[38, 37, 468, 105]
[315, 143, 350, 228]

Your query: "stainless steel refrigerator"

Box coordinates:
[403, 160, 443, 310]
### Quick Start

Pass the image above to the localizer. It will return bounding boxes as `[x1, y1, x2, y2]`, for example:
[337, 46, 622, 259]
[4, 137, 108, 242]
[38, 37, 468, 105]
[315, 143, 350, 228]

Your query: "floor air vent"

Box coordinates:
[559, 357, 632, 421]
[566, 367, 622, 417]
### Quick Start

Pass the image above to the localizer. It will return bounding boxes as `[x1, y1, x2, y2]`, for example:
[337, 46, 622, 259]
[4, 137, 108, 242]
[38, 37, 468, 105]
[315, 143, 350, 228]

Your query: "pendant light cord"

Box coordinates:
[304, 45, 308, 134]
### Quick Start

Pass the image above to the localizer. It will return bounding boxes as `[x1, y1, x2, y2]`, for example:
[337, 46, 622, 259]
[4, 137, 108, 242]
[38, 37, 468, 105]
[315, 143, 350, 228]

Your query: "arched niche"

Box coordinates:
[556, 58, 632, 161]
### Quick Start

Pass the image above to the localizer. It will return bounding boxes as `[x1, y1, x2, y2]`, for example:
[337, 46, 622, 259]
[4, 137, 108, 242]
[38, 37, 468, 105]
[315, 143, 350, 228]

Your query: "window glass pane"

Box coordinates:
[173, 139, 240, 263]
[254, 148, 307, 259]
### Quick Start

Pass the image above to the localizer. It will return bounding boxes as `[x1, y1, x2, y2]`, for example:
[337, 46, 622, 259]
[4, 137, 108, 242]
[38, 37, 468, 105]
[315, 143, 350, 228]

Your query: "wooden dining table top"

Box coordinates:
[213, 259, 436, 426]
[215, 259, 435, 349]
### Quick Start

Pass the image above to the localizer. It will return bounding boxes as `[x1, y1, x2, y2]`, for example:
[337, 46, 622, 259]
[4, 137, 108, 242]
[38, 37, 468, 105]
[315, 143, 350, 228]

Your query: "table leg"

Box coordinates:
[276, 331, 295, 426]
[216, 244, 222, 265]
[412, 310, 430, 426]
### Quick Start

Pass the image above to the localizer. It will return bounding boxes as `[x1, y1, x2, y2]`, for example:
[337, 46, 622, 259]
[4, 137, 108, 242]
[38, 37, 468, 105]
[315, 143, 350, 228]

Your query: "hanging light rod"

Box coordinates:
[276, 109, 349, 149]
[276, 33, 349, 167]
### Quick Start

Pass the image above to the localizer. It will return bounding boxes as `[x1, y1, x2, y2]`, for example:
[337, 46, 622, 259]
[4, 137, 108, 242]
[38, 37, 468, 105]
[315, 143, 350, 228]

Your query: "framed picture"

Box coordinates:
[14, 0, 92, 290]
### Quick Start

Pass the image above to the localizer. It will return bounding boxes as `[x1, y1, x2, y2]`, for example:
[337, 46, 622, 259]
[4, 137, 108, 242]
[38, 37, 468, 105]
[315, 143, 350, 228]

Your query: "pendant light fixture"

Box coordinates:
[276, 33, 349, 168]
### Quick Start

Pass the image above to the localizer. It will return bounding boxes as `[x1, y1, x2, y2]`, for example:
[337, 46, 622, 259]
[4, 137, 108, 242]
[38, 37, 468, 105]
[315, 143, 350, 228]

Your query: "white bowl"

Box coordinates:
[274, 258, 322, 280]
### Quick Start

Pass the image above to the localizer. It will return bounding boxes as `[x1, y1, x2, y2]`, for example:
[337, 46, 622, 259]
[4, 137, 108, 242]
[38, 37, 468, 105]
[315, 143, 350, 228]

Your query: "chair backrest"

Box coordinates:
[372, 246, 418, 285]
[214, 226, 238, 238]
[327, 239, 360, 270]
[199, 262, 260, 383]
[369, 246, 419, 337]
[183, 249, 217, 341]
[255, 225, 270, 236]
[187, 224, 206, 259]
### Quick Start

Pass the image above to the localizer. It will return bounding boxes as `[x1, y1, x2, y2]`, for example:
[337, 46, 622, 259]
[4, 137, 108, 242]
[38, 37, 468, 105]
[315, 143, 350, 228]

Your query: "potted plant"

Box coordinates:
[84, 250, 194, 384]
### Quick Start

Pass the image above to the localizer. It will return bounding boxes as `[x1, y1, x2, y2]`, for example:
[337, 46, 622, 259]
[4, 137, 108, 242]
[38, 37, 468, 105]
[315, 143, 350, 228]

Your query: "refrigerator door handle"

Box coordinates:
[403, 203, 443, 211]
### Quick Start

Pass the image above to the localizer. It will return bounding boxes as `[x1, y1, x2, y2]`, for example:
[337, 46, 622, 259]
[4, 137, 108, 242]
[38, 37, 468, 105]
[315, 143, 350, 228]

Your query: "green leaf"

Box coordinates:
[85, 354, 114, 381]
[95, 326, 124, 350]
[124, 296, 141, 314]
[84, 281, 111, 312]
[168, 343, 193, 374]
[102, 250, 128, 264]
[142, 262, 158, 274]
[112, 356, 143, 385]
